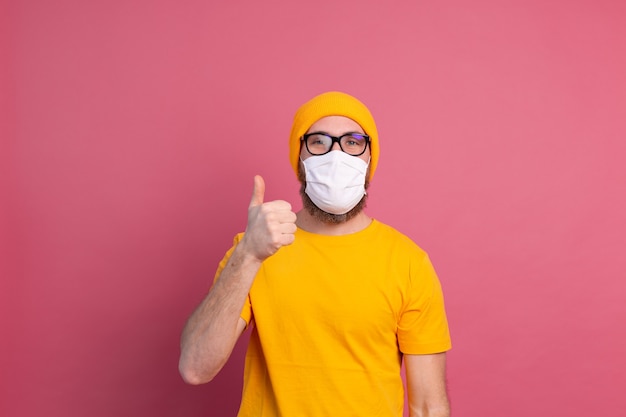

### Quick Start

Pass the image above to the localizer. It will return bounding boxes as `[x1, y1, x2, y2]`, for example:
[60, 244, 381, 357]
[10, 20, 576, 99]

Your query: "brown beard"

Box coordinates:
[298, 162, 370, 224]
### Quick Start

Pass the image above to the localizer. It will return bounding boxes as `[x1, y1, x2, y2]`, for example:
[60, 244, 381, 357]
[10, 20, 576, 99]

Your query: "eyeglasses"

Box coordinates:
[301, 132, 370, 156]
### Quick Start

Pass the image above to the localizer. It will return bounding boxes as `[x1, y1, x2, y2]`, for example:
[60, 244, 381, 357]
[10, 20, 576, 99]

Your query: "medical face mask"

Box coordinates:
[301, 151, 369, 215]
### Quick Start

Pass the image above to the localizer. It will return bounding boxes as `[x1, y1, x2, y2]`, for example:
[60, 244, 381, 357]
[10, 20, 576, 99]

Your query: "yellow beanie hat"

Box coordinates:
[289, 91, 379, 180]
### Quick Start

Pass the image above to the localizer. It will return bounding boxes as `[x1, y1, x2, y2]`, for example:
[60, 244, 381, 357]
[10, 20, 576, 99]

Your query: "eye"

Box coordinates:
[306, 134, 332, 153]
[343, 135, 365, 146]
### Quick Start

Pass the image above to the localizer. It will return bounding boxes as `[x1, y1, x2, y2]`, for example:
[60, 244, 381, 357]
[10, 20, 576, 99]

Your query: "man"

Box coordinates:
[179, 92, 452, 417]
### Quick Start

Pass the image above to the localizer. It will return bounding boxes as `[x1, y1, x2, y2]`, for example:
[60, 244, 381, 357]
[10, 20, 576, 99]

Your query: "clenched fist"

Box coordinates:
[241, 175, 297, 261]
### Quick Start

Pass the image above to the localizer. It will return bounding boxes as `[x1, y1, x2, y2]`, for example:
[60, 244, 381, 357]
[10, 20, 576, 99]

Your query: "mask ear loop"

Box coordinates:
[363, 156, 371, 196]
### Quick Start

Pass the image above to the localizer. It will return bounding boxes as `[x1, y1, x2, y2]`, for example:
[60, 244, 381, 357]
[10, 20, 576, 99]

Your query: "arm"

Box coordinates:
[178, 247, 259, 385]
[178, 175, 296, 384]
[405, 353, 450, 417]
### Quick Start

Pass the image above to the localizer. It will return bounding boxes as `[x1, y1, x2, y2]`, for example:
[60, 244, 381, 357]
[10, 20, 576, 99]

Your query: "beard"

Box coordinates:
[298, 164, 370, 224]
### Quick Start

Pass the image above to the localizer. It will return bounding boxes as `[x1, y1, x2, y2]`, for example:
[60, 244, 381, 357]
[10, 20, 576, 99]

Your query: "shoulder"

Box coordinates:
[371, 220, 427, 257]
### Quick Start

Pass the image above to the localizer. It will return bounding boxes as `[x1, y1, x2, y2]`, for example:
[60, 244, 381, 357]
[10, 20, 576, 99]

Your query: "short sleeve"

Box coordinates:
[397, 254, 451, 354]
[212, 233, 253, 327]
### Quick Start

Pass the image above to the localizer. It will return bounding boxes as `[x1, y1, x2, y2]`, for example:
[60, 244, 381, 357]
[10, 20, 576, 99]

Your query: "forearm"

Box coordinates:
[406, 353, 450, 417]
[179, 243, 261, 384]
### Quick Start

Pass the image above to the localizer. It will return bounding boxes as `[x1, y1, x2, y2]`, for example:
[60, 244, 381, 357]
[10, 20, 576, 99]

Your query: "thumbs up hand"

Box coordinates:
[241, 175, 297, 261]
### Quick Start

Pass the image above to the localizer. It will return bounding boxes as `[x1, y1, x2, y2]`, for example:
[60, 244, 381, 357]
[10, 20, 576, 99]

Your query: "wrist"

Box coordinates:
[236, 235, 266, 265]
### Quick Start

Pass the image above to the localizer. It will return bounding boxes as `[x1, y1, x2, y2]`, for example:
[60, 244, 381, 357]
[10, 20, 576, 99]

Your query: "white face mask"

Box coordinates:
[301, 151, 369, 215]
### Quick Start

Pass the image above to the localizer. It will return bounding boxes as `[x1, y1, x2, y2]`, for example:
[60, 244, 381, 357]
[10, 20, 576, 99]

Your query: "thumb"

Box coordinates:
[249, 175, 265, 208]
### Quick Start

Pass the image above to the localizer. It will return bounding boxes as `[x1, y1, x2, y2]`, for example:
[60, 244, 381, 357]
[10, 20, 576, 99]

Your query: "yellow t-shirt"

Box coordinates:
[214, 219, 451, 417]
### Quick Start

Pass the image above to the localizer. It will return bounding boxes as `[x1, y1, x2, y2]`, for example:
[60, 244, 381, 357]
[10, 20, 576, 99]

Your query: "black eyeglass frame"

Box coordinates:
[301, 132, 370, 157]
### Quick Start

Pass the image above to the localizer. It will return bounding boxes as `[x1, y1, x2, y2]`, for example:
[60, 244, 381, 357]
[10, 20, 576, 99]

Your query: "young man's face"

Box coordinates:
[298, 115, 371, 224]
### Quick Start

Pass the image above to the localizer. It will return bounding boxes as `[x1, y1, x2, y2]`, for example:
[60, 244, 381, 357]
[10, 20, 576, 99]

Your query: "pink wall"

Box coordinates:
[3, 1, 625, 416]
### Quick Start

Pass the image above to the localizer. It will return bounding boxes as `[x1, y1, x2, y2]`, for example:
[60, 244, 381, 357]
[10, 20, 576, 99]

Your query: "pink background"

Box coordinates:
[2, 1, 625, 416]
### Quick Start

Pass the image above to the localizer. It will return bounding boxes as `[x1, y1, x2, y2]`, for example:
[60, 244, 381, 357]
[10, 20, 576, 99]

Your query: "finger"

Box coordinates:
[278, 222, 298, 234]
[279, 232, 296, 246]
[262, 200, 293, 212]
[277, 211, 297, 224]
[261, 205, 297, 224]
[249, 175, 265, 208]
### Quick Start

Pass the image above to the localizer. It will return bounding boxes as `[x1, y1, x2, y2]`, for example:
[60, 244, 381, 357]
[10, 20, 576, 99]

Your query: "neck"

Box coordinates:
[296, 209, 372, 236]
